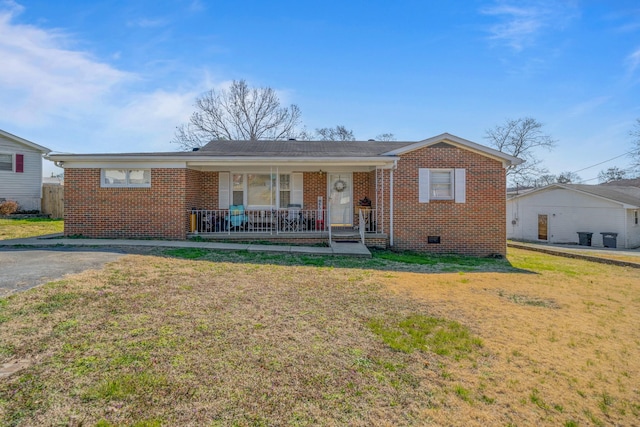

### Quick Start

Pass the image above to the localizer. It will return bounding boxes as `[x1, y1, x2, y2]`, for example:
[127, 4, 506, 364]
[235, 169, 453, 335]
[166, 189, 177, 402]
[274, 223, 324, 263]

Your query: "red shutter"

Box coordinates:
[16, 154, 24, 173]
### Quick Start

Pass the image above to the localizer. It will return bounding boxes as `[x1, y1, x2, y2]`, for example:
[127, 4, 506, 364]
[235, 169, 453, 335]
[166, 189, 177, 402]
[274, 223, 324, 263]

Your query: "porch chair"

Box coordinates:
[227, 204, 248, 230]
[282, 204, 302, 232]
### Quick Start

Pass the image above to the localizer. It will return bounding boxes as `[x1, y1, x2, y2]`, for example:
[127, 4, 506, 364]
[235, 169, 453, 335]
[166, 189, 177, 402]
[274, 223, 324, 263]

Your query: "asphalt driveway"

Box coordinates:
[0, 247, 126, 296]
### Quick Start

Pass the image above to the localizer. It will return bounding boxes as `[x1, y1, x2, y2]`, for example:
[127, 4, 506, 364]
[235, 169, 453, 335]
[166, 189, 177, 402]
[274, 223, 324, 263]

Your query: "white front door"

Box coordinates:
[328, 173, 352, 226]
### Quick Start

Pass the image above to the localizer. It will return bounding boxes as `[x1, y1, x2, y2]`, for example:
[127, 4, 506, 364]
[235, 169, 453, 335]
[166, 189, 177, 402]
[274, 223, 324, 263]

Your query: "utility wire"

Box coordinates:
[571, 150, 636, 174]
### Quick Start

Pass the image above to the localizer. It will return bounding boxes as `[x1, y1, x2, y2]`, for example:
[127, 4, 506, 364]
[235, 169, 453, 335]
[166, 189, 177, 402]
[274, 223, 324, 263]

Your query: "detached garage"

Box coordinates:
[507, 184, 640, 249]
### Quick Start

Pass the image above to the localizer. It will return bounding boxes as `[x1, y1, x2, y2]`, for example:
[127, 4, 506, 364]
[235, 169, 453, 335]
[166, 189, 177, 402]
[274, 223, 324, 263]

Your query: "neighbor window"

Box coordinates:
[0, 153, 12, 171]
[635, 210, 639, 225]
[101, 169, 151, 187]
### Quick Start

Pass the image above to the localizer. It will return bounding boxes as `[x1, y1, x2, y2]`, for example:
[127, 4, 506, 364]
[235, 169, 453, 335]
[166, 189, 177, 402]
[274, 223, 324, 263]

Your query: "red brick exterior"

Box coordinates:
[392, 143, 507, 257]
[64, 143, 507, 256]
[64, 168, 190, 239]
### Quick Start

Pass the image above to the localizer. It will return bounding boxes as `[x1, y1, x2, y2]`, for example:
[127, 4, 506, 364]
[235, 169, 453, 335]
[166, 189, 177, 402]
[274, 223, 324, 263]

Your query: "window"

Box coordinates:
[635, 210, 638, 225]
[0, 153, 13, 171]
[232, 174, 244, 205]
[221, 172, 302, 208]
[430, 170, 454, 199]
[247, 174, 276, 206]
[279, 174, 291, 208]
[101, 169, 151, 187]
[418, 168, 465, 203]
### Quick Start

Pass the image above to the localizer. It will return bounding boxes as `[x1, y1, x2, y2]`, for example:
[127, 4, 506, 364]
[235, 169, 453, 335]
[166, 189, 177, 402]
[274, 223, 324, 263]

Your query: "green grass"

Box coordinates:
[161, 247, 515, 274]
[0, 218, 63, 240]
[367, 314, 483, 360]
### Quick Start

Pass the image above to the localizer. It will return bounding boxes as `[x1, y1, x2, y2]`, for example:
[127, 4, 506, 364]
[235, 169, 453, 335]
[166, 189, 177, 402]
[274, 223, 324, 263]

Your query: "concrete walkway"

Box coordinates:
[0, 234, 372, 258]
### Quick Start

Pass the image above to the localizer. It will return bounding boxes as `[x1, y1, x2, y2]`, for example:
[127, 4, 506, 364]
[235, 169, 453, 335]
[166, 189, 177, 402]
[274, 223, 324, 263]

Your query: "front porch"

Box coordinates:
[187, 207, 387, 248]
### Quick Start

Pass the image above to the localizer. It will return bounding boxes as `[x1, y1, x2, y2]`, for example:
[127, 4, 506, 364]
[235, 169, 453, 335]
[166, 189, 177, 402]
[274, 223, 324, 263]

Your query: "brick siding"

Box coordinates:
[64, 168, 189, 239]
[392, 143, 507, 257]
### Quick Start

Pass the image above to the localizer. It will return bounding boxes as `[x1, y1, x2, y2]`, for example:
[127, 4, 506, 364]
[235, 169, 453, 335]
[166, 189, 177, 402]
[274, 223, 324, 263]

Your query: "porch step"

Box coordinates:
[329, 241, 371, 258]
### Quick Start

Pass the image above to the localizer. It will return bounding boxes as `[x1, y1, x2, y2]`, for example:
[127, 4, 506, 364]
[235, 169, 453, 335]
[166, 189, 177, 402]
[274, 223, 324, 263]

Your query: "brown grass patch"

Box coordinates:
[0, 248, 638, 426]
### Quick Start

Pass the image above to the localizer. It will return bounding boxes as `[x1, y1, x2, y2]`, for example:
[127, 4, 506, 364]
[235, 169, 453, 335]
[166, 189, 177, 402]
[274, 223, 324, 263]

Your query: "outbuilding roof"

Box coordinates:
[509, 183, 640, 208]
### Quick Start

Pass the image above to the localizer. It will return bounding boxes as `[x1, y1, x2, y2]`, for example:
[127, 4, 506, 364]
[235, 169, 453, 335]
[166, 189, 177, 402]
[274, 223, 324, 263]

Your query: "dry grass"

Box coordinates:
[0, 248, 638, 426]
[0, 218, 63, 240]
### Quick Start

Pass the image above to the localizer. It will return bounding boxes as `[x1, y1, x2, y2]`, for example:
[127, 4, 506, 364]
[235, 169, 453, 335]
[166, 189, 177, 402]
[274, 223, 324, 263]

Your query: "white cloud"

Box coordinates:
[627, 47, 640, 75]
[480, 1, 579, 51]
[127, 18, 168, 29]
[0, 4, 133, 125]
[0, 2, 214, 156]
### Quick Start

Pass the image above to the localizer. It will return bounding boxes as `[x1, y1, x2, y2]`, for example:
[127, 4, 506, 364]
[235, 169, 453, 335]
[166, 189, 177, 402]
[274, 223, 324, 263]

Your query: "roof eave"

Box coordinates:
[0, 129, 51, 153]
[384, 132, 523, 167]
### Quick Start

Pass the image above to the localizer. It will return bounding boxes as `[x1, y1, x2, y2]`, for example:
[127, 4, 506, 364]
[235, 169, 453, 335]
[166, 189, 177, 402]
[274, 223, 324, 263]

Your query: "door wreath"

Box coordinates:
[333, 179, 347, 192]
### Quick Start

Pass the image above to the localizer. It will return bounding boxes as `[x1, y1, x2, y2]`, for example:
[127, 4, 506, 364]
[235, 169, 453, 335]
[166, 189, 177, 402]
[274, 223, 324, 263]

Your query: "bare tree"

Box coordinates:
[630, 118, 640, 170]
[315, 125, 355, 141]
[598, 166, 627, 183]
[556, 171, 581, 184]
[375, 133, 396, 141]
[172, 80, 302, 150]
[485, 117, 556, 185]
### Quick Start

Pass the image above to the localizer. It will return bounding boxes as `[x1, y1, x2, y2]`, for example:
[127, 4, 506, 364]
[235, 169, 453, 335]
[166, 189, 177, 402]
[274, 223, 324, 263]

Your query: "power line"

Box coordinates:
[571, 150, 636, 174]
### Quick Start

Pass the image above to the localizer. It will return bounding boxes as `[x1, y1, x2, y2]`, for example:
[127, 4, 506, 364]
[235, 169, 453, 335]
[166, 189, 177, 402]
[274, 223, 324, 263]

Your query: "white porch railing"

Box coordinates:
[190, 209, 328, 235]
[189, 208, 380, 238]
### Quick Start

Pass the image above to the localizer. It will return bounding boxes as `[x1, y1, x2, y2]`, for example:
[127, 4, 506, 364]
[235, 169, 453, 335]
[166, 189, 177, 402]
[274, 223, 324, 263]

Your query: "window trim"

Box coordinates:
[101, 169, 151, 188]
[0, 152, 14, 172]
[419, 168, 465, 203]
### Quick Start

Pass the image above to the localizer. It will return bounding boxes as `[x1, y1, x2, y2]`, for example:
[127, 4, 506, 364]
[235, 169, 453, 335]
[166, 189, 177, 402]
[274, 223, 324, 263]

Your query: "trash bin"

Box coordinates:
[577, 232, 593, 246]
[601, 232, 618, 248]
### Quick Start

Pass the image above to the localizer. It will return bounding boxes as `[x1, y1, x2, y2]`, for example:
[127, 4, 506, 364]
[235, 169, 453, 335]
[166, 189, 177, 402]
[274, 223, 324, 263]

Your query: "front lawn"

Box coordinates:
[0, 218, 63, 240]
[0, 248, 638, 426]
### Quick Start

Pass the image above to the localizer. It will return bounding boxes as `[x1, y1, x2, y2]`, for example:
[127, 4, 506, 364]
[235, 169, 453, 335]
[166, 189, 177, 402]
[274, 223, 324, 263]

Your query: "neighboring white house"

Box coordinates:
[0, 129, 51, 211]
[507, 184, 640, 249]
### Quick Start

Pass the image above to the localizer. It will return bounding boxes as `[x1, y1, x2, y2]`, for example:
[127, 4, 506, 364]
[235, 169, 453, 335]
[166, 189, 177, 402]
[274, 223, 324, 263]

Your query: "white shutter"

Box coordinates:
[454, 168, 466, 203]
[218, 172, 230, 209]
[291, 173, 303, 206]
[418, 168, 430, 203]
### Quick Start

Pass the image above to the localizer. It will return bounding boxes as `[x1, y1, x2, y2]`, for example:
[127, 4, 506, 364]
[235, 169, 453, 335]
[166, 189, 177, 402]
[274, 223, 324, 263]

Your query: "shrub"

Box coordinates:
[0, 200, 19, 215]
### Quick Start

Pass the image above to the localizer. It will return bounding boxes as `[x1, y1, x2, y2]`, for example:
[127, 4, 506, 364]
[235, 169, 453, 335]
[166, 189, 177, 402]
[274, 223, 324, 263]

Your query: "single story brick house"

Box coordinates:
[46, 133, 521, 256]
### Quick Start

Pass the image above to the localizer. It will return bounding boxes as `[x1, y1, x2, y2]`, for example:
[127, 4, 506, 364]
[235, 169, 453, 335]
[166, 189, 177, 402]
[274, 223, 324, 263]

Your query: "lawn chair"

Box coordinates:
[282, 204, 302, 232]
[227, 205, 248, 230]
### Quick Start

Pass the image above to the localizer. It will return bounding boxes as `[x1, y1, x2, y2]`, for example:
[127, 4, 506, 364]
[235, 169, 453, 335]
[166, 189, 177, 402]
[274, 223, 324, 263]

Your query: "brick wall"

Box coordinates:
[303, 172, 327, 210]
[64, 168, 189, 239]
[392, 142, 507, 257]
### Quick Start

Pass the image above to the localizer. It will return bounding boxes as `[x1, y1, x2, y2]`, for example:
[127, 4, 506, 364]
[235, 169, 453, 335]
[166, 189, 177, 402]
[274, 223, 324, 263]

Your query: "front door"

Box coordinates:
[538, 214, 548, 240]
[328, 173, 352, 226]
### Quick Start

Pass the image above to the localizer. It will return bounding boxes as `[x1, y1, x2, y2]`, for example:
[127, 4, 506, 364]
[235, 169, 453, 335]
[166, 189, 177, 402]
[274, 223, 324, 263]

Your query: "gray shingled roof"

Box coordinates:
[563, 184, 640, 207]
[198, 140, 415, 157]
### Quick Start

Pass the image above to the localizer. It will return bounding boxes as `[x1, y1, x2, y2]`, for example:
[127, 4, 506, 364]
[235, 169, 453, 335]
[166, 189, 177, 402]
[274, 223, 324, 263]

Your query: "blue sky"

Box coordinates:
[1, 0, 639, 180]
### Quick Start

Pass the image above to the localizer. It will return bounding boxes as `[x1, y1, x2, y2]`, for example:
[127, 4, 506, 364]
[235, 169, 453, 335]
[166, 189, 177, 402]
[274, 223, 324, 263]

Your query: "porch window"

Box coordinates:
[0, 153, 12, 171]
[247, 174, 277, 207]
[101, 169, 151, 187]
[232, 174, 244, 205]
[279, 174, 291, 208]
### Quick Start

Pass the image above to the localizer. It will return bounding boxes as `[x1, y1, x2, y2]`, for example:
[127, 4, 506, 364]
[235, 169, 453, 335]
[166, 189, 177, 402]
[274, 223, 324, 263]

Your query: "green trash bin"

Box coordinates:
[577, 232, 592, 246]
[601, 232, 618, 248]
